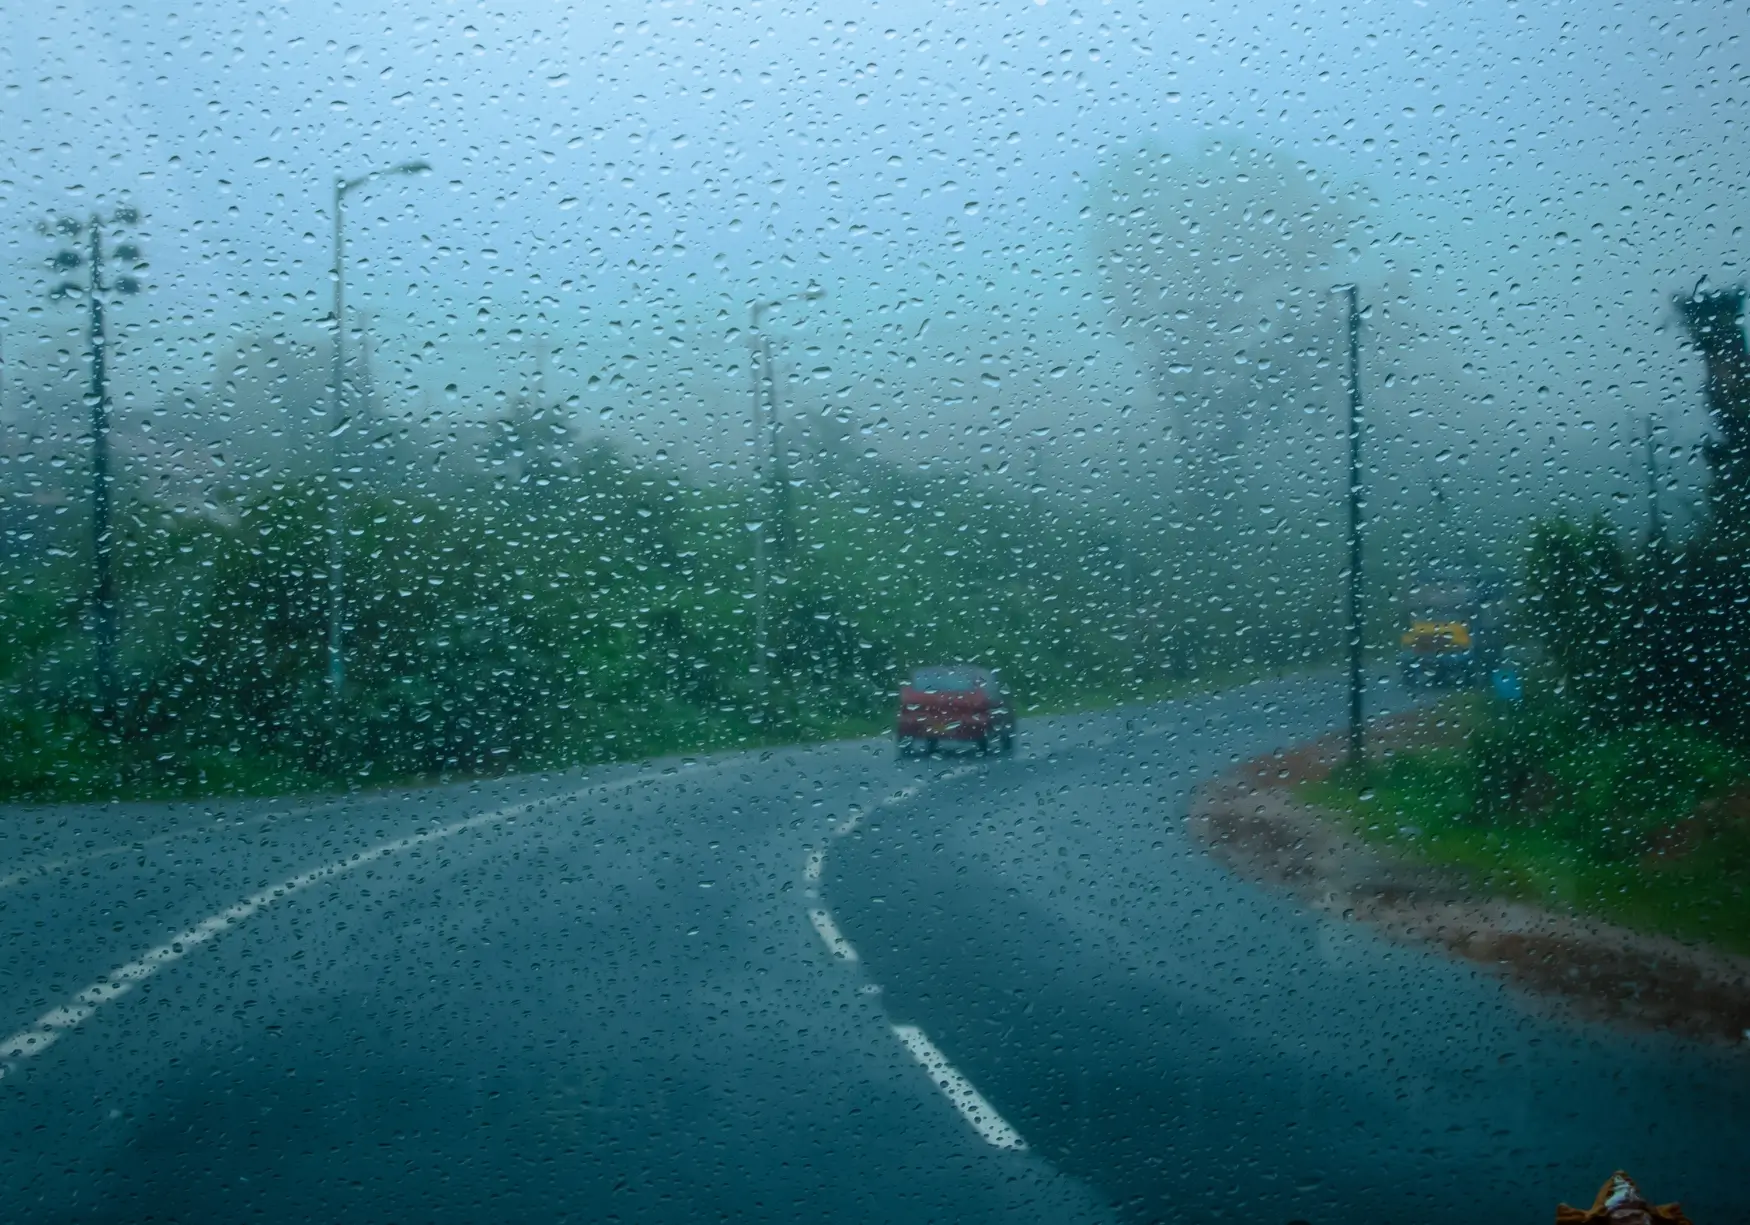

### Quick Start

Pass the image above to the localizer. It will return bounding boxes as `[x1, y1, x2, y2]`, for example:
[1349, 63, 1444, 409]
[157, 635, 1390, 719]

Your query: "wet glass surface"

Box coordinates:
[3, 3, 1748, 1222]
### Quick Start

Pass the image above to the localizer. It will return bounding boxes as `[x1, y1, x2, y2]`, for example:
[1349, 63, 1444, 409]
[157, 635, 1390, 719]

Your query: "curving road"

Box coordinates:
[1, 673, 1745, 1223]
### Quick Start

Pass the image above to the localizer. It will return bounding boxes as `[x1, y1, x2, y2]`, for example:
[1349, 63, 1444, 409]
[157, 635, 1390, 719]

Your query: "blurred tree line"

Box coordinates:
[0, 428, 1340, 801]
[1429, 288, 1750, 864]
[1522, 290, 1750, 745]
[1314, 292, 1750, 938]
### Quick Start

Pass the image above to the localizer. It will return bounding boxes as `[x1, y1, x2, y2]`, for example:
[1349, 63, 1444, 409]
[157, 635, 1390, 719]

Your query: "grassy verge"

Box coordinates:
[1304, 696, 1750, 956]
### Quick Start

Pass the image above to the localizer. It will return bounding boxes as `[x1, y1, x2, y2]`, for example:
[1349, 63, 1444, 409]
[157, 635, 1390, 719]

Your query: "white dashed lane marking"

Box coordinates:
[806, 761, 1026, 1151]
[807, 908, 859, 962]
[892, 1023, 1028, 1151]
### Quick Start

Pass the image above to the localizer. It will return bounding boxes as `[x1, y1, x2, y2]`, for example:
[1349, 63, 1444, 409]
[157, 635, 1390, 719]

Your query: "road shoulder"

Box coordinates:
[1189, 713, 1750, 1045]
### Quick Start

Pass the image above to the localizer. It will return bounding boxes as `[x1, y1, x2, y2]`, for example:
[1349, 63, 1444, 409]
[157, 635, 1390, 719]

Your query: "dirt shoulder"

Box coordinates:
[1188, 708, 1750, 1046]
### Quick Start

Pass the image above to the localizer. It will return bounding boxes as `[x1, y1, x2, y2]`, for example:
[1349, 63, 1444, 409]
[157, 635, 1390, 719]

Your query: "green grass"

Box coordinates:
[1305, 711, 1750, 955]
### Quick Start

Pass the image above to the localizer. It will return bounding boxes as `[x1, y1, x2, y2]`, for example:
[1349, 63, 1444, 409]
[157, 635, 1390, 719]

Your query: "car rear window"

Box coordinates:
[908, 668, 983, 692]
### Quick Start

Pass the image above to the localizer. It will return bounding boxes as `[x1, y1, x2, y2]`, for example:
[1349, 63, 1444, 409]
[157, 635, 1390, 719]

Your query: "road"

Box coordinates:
[0, 673, 1745, 1223]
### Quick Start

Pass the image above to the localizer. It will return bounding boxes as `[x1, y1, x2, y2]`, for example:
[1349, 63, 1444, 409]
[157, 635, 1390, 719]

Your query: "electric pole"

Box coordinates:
[1644, 416, 1663, 547]
[1339, 284, 1365, 768]
[747, 284, 824, 723]
[40, 207, 144, 716]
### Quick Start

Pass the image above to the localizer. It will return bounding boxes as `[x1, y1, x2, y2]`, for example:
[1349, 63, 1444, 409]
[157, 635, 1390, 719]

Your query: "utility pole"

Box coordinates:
[327, 159, 430, 701]
[747, 284, 824, 722]
[41, 207, 143, 716]
[1341, 284, 1365, 768]
[747, 307, 773, 714]
[86, 223, 115, 711]
[1643, 416, 1663, 547]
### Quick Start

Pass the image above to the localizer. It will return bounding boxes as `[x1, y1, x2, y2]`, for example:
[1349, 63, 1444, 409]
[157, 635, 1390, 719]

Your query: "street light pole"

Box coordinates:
[327, 175, 347, 699]
[747, 285, 824, 720]
[1339, 284, 1365, 768]
[327, 160, 429, 701]
[748, 303, 773, 709]
[1643, 415, 1663, 547]
[86, 223, 117, 713]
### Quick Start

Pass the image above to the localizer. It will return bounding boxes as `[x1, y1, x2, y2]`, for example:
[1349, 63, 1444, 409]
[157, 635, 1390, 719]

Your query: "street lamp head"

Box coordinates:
[803, 283, 825, 301]
[395, 160, 432, 175]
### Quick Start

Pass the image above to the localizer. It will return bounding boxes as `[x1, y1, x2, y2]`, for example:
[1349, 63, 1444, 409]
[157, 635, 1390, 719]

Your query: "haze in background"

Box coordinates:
[1, 0, 1743, 545]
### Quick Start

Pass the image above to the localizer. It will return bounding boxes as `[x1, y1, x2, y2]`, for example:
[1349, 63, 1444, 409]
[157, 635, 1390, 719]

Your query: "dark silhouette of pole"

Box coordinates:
[42, 208, 140, 716]
[748, 301, 774, 712]
[328, 174, 348, 699]
[1643, 417, 1663, 547]
[86, 224, 117, 713]
[747, 284, 824, 723]
[1342, 284, 1364, 767]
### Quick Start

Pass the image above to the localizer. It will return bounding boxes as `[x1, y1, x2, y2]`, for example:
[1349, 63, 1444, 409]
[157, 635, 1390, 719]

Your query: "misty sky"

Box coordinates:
[2, 0, 1745, 532]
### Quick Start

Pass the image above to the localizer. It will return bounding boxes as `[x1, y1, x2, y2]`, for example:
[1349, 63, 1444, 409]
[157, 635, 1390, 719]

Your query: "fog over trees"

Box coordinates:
[1, 0, 1744, 797]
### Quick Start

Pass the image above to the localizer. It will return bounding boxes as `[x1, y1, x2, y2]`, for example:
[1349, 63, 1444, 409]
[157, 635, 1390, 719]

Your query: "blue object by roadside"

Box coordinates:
[1491, 666, 1523, 704]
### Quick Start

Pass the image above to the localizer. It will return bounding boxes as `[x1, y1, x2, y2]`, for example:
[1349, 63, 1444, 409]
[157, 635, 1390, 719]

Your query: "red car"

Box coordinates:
[895, 665, 1016, 757]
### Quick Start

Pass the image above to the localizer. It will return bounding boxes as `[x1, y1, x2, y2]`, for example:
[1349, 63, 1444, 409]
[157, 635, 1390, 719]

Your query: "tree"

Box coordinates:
[1526, 290, 1750, 743]
[1091, 142, 1361, 461]
[1674, 289, 1750, 547]
[1090, 143, 1367, 670]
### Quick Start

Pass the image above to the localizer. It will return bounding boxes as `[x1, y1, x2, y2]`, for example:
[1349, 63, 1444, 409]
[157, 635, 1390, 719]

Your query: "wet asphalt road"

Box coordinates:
[827, 677, 1750, 1224]
[0, 673, 1745, 1223]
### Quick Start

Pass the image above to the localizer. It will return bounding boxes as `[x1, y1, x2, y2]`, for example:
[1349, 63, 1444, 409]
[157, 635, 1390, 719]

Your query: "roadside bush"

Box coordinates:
[1466, 694, 1748, 860]
[0, 446, 1202, 800]
[1525, 516, 1750, 745]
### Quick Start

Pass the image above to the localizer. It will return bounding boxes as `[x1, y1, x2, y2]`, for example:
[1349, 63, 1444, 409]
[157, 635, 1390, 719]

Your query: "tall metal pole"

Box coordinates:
[87, 220, 117, 713]
[327, 176, 347, 699]
[323, 161, 429, 700]
[1343, 284, 1364, 768]
[748, 302, 771, 714]
[746, 287, 823, 724]
[1644, 416, 1663, 546]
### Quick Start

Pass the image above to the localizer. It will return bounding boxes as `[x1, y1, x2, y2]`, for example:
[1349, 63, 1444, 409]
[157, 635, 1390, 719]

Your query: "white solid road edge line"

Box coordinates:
[891, 1023, 1028, 1151]
[0, 776, 641, 1077]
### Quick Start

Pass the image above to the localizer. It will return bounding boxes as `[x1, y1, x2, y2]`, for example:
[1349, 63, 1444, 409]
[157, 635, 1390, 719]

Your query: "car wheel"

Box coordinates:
[977, 735, 990, 756]
[925, 737, 938, 756]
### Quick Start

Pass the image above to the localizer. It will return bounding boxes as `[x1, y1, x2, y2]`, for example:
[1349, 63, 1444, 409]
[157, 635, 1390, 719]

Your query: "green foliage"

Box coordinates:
[1469, 695, 1745, 860]
[1522, 517, 1638, 718]
[1312, 696, 1750, 952]
[1378, 296, 1750, 950]
[2, 445, 1299, 802]
[1523, 519, 1750, 744]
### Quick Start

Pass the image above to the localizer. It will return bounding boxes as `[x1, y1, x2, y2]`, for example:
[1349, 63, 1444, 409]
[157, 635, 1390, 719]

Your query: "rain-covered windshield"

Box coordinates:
[3, 3, 1747, 1222]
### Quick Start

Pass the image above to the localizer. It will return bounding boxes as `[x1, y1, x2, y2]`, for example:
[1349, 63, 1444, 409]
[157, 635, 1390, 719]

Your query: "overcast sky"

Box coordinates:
[3, 0, 1745, 522]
